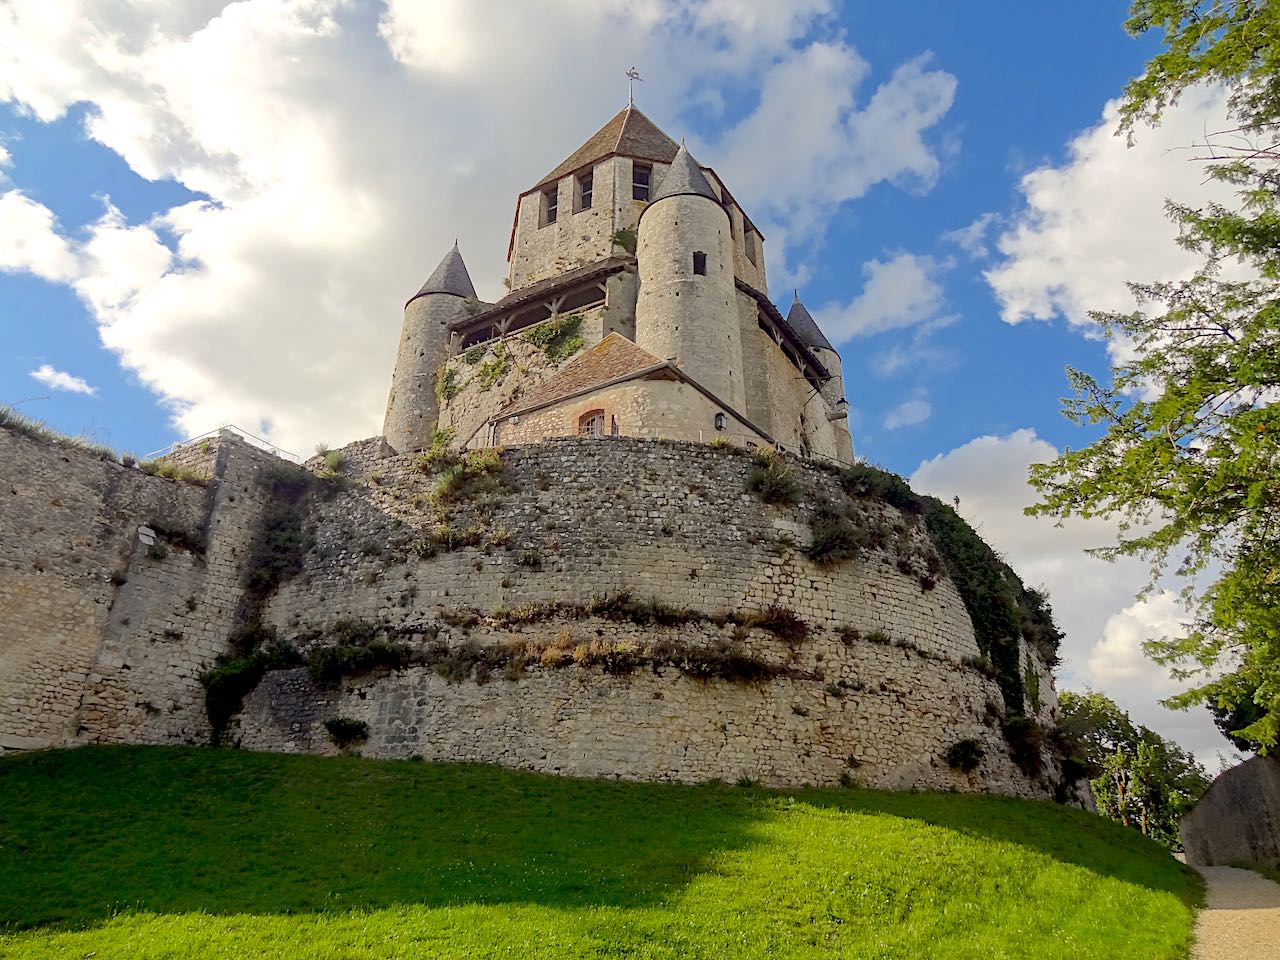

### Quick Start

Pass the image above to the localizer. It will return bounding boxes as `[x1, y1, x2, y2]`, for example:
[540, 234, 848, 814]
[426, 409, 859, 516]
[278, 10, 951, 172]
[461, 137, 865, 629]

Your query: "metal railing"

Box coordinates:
[144, 424, 303, 463]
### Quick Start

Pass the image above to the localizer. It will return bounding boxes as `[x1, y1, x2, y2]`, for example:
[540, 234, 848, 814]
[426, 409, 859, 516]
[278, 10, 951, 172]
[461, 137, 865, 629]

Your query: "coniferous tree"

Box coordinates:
[1029, 1, 1280, 750]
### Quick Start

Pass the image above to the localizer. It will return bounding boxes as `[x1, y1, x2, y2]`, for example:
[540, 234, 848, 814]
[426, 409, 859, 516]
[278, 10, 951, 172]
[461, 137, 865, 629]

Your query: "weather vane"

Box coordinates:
[626, 67, 643, 106]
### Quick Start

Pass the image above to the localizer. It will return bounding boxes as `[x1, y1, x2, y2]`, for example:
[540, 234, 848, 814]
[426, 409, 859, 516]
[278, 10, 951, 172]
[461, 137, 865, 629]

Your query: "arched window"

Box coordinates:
[578, 410, 606, 437]
[714, 412, 727, 431]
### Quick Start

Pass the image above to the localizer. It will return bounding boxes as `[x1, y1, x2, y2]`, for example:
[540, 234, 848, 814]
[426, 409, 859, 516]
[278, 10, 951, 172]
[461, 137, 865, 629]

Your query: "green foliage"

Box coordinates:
[1030, 1, 1280, 749]
[137, 459, 211, 484]
[805, 506, 869, 567]
[1001, 716, 1046, 777]
[244, 464, 313, 596]
[429, 447, 504, 504]
[838, 463, 924, 515]
[461, 344, 487, 365]
[944, 738, 985, 773]
[306, 620, 412, 688]
[522, 314, 584, 364]
[745, 449, 800, 505]
[415, 428, 457, 471]
[737, 605, 809, 644]
[1024, 652, 1042, 714]
[475, 342, 509, 392]
[1059, 689, 1209, 850]
[322, 449, 346, 474]
[435, 364, 461, 404]
[0, 746, 1203, 957]
[0, 405, 131, 466]
[201, 635, 302, 739]
[322, 717, 369, 747]
[611, 226, 638, 254]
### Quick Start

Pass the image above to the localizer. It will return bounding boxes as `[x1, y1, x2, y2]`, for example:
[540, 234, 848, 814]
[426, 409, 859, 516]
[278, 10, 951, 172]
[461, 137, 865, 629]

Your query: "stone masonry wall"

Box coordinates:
[0, 428, 208, 750]
[0, 427, 300, 752]
[1, 425, 1068, 799]
[237, 436, 1064, 797]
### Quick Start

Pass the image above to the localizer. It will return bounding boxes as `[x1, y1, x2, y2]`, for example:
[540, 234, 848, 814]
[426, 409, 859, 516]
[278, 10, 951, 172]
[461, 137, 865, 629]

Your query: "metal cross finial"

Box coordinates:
[626, 67, 643, 106]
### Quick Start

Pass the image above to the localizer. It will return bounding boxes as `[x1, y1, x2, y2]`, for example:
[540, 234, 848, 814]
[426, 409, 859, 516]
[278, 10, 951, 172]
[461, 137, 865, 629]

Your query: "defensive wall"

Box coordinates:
[0, 422, 1070, 798]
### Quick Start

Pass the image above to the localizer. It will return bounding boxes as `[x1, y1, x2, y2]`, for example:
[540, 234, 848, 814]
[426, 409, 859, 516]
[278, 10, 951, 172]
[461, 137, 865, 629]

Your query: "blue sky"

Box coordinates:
[0, 1, 1236, 760]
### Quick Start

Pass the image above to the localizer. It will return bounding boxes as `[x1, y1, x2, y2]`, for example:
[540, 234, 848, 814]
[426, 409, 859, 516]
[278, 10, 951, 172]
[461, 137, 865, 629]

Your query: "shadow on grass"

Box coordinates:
[0, 745, 1199, 932]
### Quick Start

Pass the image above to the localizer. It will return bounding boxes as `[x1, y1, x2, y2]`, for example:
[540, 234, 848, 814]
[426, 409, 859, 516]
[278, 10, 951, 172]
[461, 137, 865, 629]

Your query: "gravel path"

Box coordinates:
[1193, 865, 1280, 959]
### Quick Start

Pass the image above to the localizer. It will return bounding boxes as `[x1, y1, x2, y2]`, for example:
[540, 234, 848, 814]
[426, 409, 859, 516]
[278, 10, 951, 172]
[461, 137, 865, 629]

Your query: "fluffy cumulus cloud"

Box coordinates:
[985, 85, 1239, 333]
[29, 364, 96, 395]
[0, 190, 79, 281]
[813, 252, 950, 342]
[910, 429, 1231, 762]
[0, 0, 958, 452]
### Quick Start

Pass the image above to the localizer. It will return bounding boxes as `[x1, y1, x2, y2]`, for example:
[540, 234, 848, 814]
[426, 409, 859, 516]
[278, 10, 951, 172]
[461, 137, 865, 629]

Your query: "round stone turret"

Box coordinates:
[383, 245, 476, 453]
[789, 292, 853, 461]
[634, 142, 745, 412]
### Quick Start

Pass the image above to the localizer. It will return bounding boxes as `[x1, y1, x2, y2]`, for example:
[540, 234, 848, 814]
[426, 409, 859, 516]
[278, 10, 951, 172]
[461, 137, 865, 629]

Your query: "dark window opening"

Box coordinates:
[692, 251, 707, 275]
[577, 171, 593, 211]
[542, 186, 558, 226]
[610, 415, 619, 436]
[632, 163, 651, 202]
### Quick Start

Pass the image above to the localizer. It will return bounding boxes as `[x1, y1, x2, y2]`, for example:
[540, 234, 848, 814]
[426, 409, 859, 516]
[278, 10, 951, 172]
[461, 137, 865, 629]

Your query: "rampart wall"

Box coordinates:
[0, 426, 1064, 800]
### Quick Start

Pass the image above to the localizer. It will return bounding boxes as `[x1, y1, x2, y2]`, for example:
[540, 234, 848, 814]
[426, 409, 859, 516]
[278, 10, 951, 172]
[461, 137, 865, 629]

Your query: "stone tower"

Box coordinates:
[788, 293, 854, 462]
[634, 142, 745, 411]
[383, 245, 476, 453]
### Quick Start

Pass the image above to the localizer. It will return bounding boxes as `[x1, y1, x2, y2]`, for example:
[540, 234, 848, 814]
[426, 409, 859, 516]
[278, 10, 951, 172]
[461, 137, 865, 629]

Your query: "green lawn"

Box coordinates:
[0, 745, 1200, 959]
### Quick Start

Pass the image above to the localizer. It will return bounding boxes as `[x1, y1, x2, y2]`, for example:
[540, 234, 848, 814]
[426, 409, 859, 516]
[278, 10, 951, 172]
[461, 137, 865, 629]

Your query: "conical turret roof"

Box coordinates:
[411, 243, 476, 302]
[650, 141, 717, 203]
[786, 292, 834, 352]
[534, 105, 681, 188]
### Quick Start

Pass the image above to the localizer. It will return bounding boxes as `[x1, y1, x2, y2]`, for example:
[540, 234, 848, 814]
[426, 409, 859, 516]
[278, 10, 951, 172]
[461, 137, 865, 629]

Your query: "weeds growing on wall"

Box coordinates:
[435, 364, 461, 404]
[746, 448, 800, 505]
[322, 716, 369, 747]
[414, 429, 456, 471]
[610, 226, 637, 255]
[244, 464, 315, 597]
[429, 447, 505, 505]
[137, 460, 211, 485]
[522, 313, 584, 364]
[476, 343, 509, 392]
[944, 738, 986, 773]
[805, 506, 871, 567]
[202, 629, 303, 741]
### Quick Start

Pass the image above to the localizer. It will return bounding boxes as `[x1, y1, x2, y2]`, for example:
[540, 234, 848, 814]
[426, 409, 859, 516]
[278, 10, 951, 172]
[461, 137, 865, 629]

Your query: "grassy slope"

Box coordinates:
[0, 746, 1200, 959]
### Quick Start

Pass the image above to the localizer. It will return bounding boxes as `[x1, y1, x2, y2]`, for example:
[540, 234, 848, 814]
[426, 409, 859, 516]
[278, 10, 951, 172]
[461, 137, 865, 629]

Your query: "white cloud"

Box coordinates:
[30, 364, 97, 395]
[985, 86, 1239, 334]
[944, 212, 996, 260]
[883, 397, 930, 429]
[814, 252, 949, 342]
[0, 190, 79, 281]
[910, 429, 1230, 762]
[0, 0, 957, 453]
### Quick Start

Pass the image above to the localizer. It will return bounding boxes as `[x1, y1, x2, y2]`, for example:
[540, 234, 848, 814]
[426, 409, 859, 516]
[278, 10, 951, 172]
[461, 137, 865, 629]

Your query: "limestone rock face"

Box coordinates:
[1182, 755, 1280, 872]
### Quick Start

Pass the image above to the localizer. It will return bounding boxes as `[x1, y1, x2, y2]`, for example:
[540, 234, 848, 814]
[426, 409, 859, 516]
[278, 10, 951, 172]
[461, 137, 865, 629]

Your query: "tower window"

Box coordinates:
[692, 251, 707, 275]
[632, 163, 651, 202]
[541, 185, 558, 226]
[714, 412, 726, 431]
[576, 170, 593, 211]
[578, 409, 606, 437]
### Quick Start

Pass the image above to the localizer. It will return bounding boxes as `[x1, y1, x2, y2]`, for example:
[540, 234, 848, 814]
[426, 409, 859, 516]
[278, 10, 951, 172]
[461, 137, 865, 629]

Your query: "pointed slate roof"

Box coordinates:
[501, 333, 667, 418]
[534, 106, 681, 188]
[786, 292, 834, 352]
[409, 244, 476, 303]
[650, 141, 717, 203]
